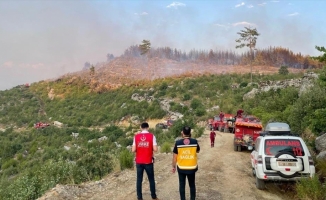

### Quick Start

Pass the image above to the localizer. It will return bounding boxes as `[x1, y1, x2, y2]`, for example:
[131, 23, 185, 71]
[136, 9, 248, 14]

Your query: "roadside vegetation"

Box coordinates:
[0, 62, 326, 199]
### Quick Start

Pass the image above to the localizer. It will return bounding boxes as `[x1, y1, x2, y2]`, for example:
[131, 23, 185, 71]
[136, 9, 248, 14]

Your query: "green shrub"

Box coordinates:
[239, 82, 248, 87]
[191, 127, 205, 138]
[279, 65, 289, 75]
[190, 98, 201, 109]
[160, 142, 172, 153]
[195, 107, 206, 116]
[316, 159, 326, 179]
[295, 175, 326, 200]
[1, 158, 18, 170]
[159, 82, 168, 90]
[183, 93, 191, 101]
[119, 149, 134, 170]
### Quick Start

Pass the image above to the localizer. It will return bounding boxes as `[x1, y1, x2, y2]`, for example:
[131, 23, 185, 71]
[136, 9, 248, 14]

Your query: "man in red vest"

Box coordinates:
[132, 122, 159, 200]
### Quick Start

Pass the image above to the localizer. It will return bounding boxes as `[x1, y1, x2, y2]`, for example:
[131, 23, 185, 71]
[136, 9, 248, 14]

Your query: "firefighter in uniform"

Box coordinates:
[172, 126, 200, 200]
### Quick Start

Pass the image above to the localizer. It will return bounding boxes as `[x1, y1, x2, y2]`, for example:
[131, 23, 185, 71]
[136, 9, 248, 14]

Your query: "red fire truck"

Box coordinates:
[208, 113, 234, 132]
[233, 115, 263, 152]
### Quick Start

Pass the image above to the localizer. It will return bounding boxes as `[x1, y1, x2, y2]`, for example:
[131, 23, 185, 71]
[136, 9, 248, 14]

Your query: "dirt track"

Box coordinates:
[39, 130, 296, 200]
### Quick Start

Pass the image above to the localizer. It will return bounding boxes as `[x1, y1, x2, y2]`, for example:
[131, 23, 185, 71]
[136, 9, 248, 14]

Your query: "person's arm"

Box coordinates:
[197, 142, 200, 153]
[131, 137, 136, 153]
[153, 135, 158, 152]
[172, 153, 177, 173]
[172, 143, 178, 173]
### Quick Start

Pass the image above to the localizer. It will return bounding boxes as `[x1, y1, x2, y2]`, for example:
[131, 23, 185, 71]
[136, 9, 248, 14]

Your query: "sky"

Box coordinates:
[1, 0, 325, 91]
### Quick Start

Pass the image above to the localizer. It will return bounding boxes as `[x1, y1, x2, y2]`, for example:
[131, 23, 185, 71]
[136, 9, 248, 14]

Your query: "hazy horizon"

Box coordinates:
[1, 0, 325, 90]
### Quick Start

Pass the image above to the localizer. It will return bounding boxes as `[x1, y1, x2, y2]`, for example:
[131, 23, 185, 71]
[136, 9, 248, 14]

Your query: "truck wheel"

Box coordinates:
[224, 127, 229, 133]
[255, 176, 265, 190]
[237, 145, 242, 152]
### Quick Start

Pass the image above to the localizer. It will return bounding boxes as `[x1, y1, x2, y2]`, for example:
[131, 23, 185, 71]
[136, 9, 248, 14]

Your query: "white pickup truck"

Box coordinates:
[250, 122, 315, 190]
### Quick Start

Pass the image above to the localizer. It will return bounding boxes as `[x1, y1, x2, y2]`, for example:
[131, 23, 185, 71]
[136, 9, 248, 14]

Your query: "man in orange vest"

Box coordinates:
[132, 122, 159, 200]
[172, 126, 200, 200]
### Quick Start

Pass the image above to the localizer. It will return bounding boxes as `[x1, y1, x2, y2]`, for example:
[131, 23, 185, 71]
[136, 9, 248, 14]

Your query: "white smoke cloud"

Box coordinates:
[0, 0, 324, 90]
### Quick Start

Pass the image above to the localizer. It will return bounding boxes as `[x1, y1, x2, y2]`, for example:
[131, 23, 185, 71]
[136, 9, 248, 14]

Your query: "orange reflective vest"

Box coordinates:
[174, 138, 199, 170]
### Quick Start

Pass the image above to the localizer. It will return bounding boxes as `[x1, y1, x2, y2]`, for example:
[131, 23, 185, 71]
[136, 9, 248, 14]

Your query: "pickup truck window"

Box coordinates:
[264, 139, 305, 156]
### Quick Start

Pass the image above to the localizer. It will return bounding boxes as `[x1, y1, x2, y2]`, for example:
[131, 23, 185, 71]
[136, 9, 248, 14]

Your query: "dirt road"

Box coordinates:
[39, 130, 295, 200]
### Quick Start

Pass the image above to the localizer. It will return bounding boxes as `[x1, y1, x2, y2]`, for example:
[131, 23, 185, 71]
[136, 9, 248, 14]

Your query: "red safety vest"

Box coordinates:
[135, 133, 154, 164]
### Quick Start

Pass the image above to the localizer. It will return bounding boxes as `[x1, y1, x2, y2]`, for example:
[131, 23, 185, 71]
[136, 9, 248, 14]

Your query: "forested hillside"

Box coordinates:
[122, 45, 321, 68]
[0, 46, 325, 199]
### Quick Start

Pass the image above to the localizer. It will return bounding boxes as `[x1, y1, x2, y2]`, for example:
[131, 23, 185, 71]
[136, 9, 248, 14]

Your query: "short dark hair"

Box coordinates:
[141, 122, 149, 129]
[182, 126, 191, 135]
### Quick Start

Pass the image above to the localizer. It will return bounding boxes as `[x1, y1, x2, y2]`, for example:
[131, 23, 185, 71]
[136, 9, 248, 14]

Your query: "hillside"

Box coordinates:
[0, 58, 325, 200]
[64, 57, 302, 93]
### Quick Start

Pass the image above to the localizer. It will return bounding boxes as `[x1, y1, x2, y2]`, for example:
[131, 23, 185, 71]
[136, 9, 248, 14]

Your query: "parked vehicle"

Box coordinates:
[233, 115, 263, 151]
[208, 113, 234, 132]
[226, 117, 236, 133]
[155, 123, 168, 129]
[250, 122, 315, 190]
[34, 122, 50, 129]
[155, 119, 175, 129]
[166, 119, 175, 128]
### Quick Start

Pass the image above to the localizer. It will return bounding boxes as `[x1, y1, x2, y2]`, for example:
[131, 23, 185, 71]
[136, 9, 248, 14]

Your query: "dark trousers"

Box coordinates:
[136, 163, 157, 199]
[178, 172, 196, 200]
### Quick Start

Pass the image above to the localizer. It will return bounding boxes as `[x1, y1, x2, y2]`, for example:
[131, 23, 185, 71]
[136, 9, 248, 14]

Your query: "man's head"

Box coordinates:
[182, 126, 191, 136]
[141, 122, 149, 129]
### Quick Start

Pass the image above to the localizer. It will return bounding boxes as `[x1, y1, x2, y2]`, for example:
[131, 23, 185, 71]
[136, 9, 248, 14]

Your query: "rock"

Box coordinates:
[64, 146, 70, 151]
[315, 133, 326, 152]
[159, 98, 172, 111]
[131, 93, 154, 102]
[316, 150, 326, 160]
[130, 115, 140, 124]
[243, 88, 259, 100]
[48, 88, 55, 100]
[243, 75, 317, 99]
[207, 105, 219, 112]
[98, 136, 108, 142]
[304, 72, 319, 79]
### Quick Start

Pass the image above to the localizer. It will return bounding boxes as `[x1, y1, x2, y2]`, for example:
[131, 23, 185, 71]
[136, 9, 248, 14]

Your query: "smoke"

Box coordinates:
[0, 0, 325, 90]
